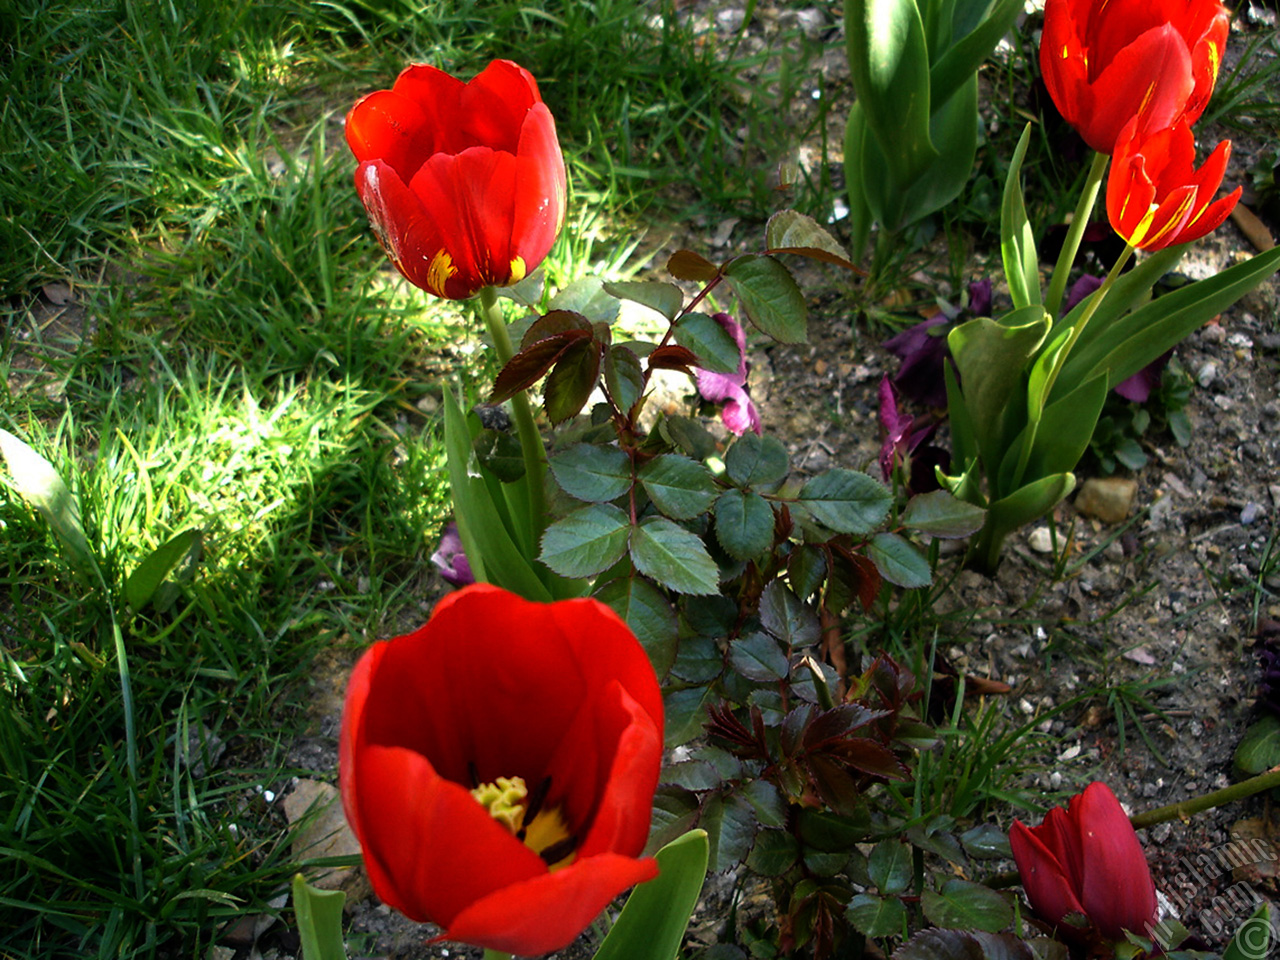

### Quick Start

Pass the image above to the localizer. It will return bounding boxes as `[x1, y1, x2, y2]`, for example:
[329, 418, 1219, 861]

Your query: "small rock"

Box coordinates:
[715, 8, 746, 31]
[1214, 394, 1235, 411]
[1196, 361, 1217, 387]
[1200, 322, 1227, 344]
[1028, 527, 1054, 553]
[1075, 477, 1137, 524]
[284, 780, 366, 893]
[1242, 502, 1266, 525]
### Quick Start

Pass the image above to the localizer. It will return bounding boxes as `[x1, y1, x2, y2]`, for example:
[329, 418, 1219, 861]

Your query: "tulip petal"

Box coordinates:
[345, 90, 438, 183]
[444, 853, 660, 955]
[1010, 820, 1088, 929]
[462, 60, 541, 154]
[511, 103, 568, 274]
[339, 642, 383, 847]
[354, 160, 456, 296]
[353, 744, 546, 925]
[573, 682, 663, 859]
[385, 63, 470, 156]
[1073, 783, 1158, 939]
[1084, 25, 1192, 153]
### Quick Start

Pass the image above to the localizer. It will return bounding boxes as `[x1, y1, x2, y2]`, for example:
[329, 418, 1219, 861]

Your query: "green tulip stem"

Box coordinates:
[1044, 149, 1111, 320]
[1129, 767, 1280, 830]
[483, 950, 513, 960]
[478, 285, 547, 533]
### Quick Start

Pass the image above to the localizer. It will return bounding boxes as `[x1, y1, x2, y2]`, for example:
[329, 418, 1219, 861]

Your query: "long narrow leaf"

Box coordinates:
[929, 0, 1023, 113]
[292, 875, 347, 960]
[593, 829, 710, 960]
[1001, 125, 1040, 310]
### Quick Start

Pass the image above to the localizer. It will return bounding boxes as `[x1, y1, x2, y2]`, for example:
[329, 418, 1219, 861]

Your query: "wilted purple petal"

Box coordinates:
[883, 316, 950, 409]
[1063, 274, 1104, 315]
[1114, 350, 1173, 403]
[430, 521, 474, 587]
[967, 279, 993, 318]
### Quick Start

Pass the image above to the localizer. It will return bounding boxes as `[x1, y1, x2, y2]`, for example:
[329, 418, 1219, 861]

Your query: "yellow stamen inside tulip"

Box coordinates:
[508, 256, 527, 284]
[427, 250, 457, 297]
[470, 775, 577, 871]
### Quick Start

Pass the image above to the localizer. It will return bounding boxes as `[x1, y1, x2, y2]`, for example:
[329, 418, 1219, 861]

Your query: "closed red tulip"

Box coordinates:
[1010, 782, 1158, 941]
[345, 60, 567, 299]
[340, 583, 663, 954]
[1040, 0, 1229, 154]
[1106, 117, 1240, 251]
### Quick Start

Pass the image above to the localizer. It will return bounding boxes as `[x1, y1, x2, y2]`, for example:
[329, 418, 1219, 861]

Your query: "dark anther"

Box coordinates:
[539, 836, 576, 866]
[517, 776, 552, 841]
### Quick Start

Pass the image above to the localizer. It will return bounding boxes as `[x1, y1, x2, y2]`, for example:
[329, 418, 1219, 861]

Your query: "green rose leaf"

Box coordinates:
[714, 489, 775, 561]
[921, 880, 1014, 933]
[549, 443, 632, 503]
[630, 516, 720, 595]
[796, 469, 892, 533]
[539, 503, 631, 578]
[723, 254, 807, 344]
[639, 454, 719, 520]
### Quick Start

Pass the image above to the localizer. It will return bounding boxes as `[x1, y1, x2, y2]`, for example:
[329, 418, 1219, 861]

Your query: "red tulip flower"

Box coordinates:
[1106, 117, 1240, 251]
[1040, 0, 1229, 154]
[340, 583, 663, 954]
[345, 60, 567, 300]
[1009, 782, 1158, 941]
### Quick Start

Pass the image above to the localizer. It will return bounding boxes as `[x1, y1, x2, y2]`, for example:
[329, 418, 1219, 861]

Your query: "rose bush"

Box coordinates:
[345, 60, 567, 299]
[340, 583, 663, 954]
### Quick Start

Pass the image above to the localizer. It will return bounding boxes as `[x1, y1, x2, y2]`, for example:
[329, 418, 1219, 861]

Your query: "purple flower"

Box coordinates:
[882, 317, 950, 409]
[1062, 274, 1104, 314]
[878, 376, 945, 492]
[430, 521, 474, 588]
[695, 312, 761, 436]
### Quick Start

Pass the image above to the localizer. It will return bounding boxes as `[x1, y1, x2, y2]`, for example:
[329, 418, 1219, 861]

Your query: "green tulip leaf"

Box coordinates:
[443, 389, 553, 601]
[291, 874, 347, 960]
[844, 0, 937, 191]
[888, 74, 980, 229]
[1001, 124, 1041, 310]
[947, 306, 1050, 465]
[126, 528, 202, 612]
[638, 455, 719, 520]
[549, 443, 632, 503]
[593, 829, 709, 960]
[674, 312, 742, 375]
[922, 879, 1014, 932]
[723, 254, 808, 344]
[0, 427, 92, 566]
[603, 280, 685, 322]
[1223, 902, 1274, 960]
[985, 472, 1077, 547]
[996, 374, 1108, 496]
[630, 516, 720, 596]
[930, 0, 1024, 113]
[1060, 244, 1280, 398]
[843, 104, 876, 263]
[714, 489, 775, 561]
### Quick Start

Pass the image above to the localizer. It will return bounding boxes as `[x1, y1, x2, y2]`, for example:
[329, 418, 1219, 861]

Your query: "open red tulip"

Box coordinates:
[345, 60, 567, 299]
[340, 583, 663, 955]
[1010, 782, 1158, 941]
[1106, 117, 1240, 251]
[1040, 0, 1229, 154]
